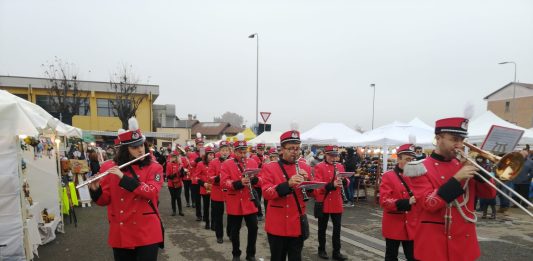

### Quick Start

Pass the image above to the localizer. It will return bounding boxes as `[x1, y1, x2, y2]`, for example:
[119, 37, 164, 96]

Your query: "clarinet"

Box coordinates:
[333, 161, 348, 202]
[241, 157, 256, 201]
[295, 160, 309, 201]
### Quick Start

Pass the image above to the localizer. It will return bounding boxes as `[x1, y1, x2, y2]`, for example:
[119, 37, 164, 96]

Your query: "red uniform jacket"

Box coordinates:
[196, 161, 210, 195]
[379, 166, 420, 240]
[313, 162, 347, 214]
[188, 152, 200, 184]
[208, 158, 225, 202]
[221, 157, 259, 216]
[261, 159, 311, 237]
[251, 154, 266, 168]
[166, 161, 183, 188]
[408, 154, 496, 261]
[180, 156, 191, 181]
[91, 160, 164, 249]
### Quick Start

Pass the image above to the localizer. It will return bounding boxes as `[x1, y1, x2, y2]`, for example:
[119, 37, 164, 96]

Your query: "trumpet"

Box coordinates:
[456, 142, 532, 217]
[76, 153, 151, 189]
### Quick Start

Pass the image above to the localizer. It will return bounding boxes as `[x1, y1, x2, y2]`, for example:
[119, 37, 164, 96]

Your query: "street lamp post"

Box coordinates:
[498, 61, 517, 123]
[370, 83, 376, 130]
[249, 33, 259, 133]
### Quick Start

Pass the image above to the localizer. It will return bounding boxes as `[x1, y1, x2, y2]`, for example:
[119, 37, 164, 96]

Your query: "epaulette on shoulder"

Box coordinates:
[403, 159, 427, 177]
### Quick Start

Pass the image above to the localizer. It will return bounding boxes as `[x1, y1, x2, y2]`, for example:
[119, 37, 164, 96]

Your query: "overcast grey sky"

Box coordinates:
[1, 0, 532, 132]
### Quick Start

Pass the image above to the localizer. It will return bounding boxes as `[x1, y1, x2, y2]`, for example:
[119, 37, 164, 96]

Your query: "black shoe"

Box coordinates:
[232, 257, 240, 261]
[257, 216, 264, 221]
[196, 217, 202, 221]
[318, 250, 329, 259]
[211, 226, 215, 231]
[186, 203, 191, 207]
[217, 237, 223, 244]
[205, 224, 210, 230]
[179, 212, 184, 216]
[171, 212, 176, 216]
[245, 256, 256, 261]
[332, 252, 347, 261]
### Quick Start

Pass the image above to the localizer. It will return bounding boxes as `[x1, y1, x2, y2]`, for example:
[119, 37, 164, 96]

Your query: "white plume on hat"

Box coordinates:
[117, 128, 127, 135]
[196, 132, 202, 138]
[463, 102, 475, 120]
[221, 135, 227, 141]
[290, 122, 299, 131]
[409, 134, 417, 145]
[128, 117, 139, 131]
[237, 132, 245, 142]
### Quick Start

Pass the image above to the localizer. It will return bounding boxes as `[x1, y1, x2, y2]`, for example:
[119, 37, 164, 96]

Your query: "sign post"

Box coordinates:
[260, 112, 271, 134]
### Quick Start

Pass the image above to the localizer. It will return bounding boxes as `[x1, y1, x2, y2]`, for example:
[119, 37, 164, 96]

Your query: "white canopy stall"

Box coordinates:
[301, 123, 363, 145]
[248, 131, 283, 146]
[0, 90, 81, 260]
[355, 121, 435, 146]
[467, 111, 533, 145]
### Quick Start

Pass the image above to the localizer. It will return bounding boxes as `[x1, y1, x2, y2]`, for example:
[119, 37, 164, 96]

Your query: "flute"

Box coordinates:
[333, 161, 348, 202]
[76, 153, 150, 189]
[295, 161, 309, 201]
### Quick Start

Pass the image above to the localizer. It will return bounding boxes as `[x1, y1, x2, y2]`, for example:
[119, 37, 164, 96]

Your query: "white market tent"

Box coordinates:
[301, 123, 363, 145]
[355, 120, 435, 146]
[0, 90, 81, 260]
[408, 117, 433, 131]
[248, 131, 283, 146]
[468, 110, 533, 145]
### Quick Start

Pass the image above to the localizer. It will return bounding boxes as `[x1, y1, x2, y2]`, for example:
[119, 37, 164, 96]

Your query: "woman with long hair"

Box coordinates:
[196, 146, 215, 229]
[89, 118, 164, 261]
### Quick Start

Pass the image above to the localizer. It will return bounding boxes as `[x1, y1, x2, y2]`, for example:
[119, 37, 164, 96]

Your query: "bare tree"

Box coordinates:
[42, 57, 89, 125]
[214, 112, 244, 127]
[109, 65, 146, 129]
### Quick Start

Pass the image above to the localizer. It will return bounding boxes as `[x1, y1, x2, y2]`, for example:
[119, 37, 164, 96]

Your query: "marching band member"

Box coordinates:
[261, 130, 311, 261]
[190, 134, 204, 220]
[89, 117, 164, 261]
[209, 140, 231, 243]
[251, 143, 266, 220]
[197, 146, 215, 229]
[167, 151, 184, 216]
[221, 134, 260, 261]
[182, 146, 193, 207]
[313, 145, 348, 261]
[406, 117, 496, 261]
[379, 144, 419, 261]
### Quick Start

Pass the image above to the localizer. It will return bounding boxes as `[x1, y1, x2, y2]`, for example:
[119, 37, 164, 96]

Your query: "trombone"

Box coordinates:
[456, 142, 532, 217]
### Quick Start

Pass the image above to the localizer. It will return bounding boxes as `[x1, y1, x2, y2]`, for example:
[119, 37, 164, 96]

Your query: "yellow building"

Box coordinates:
[484, 82, 533, 128]
[0, 75, 173, 141]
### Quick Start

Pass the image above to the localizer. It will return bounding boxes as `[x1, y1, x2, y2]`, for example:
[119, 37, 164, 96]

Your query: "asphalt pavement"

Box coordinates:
[36, 185, 533, 261]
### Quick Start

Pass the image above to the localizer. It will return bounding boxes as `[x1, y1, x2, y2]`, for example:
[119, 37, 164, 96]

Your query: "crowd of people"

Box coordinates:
[82, 117, 532, 261]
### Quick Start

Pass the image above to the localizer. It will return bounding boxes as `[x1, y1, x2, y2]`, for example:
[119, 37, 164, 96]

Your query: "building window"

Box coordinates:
[36, 95, 90, 116]
[97, 99, 117, 117]
[505, 101, 510, 113]
[14, 93, 28, 100]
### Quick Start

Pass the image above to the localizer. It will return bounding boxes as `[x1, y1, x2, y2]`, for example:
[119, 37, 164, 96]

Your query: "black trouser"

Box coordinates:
[255, 187, 263, 217]
[211, 200, 225, 239]
[514, 184, 531, 207]
[168, 187, 183, 214]
[267, 233, 304, 261]
[227, 214, 258, 258]
[385, 238, 415, 261]
[112, 243, 159, 261]
[183, 180, 192, 205]
[202, 194, 210, 224]
[318, 213, 342, 254]
[191, 184, 201, 218]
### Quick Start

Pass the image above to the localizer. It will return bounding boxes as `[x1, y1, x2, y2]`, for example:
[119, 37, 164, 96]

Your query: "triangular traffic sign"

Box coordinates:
[260, 112, 271, 123]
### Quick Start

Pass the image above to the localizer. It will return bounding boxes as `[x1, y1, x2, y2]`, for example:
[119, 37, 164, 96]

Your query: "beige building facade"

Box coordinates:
[484, 82, 533, 128]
